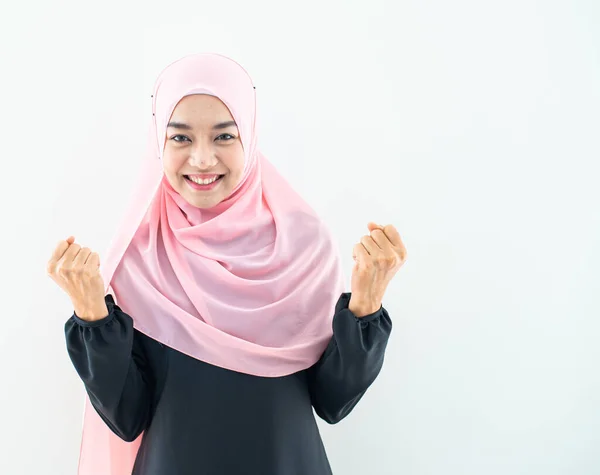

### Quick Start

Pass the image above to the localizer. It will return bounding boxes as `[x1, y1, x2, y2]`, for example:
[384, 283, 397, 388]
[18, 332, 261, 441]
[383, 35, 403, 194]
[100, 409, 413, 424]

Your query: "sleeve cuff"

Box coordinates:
[71, 294, 116, 328]
[336, 292, 384, 323]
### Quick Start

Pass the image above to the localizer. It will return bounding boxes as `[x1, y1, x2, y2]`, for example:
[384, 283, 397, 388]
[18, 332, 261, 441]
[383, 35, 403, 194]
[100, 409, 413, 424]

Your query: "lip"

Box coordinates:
[186, 173, 222, 179]
[184, 174, 224, 191]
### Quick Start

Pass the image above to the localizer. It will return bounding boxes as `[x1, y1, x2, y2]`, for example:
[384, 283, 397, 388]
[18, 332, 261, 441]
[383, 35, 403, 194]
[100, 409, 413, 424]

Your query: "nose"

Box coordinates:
[189, 141, 218, 168]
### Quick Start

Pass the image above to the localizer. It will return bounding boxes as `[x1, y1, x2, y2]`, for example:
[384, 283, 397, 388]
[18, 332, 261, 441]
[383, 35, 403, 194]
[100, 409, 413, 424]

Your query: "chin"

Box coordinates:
[184, 193, 224, 209]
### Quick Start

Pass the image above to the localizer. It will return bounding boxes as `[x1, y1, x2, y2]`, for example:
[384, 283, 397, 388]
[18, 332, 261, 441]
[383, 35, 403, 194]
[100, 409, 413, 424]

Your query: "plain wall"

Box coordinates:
[1, 0, 599, 473]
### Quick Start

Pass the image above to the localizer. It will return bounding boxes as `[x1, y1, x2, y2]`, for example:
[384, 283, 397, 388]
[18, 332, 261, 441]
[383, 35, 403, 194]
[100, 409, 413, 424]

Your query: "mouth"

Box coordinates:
[184, 174, 225, 191]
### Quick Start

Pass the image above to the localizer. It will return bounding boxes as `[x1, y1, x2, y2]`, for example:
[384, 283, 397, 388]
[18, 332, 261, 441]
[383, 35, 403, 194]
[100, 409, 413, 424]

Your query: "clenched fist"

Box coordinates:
[349, 222, 407, 317]
[47, 236, 109, 321]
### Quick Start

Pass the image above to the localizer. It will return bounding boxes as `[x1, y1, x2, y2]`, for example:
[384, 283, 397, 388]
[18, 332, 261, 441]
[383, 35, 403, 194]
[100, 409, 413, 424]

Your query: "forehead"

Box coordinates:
[171, 94, 233, 121]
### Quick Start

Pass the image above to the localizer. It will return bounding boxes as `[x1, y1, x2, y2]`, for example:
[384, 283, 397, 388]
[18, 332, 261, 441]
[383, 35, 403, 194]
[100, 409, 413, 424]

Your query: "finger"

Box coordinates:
[367, 222, 383, 233]
[359, 235, 380, 255]
[47, 238, 74, 274]
[73, 247, 92, 269]
[386, 226, 407, 259]
[381, 225, 404, 248]
[353, 242, 369, 261]
[83, 252, 100, 272]
[60, 242, 82, 268]
[375, 224, 406, 255]
[369, 229, 395, 253]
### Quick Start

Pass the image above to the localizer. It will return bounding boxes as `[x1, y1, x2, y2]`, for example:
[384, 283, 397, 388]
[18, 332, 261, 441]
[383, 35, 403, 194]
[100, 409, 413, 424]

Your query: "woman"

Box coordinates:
[47, 53, 407, 475]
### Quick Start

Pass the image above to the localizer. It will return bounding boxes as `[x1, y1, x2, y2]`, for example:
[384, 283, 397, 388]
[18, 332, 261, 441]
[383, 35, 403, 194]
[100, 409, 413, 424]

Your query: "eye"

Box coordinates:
[216, 133, 235, 142]
[171, 134, 191, 143]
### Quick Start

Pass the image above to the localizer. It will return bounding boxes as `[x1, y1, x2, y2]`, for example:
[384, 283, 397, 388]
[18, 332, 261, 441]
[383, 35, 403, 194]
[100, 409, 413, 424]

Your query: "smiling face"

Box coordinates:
[162, 94, 245, 209]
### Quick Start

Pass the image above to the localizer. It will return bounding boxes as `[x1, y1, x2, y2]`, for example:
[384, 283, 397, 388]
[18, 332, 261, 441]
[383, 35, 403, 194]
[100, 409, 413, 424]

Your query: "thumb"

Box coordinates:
[367, 222, 384, 232]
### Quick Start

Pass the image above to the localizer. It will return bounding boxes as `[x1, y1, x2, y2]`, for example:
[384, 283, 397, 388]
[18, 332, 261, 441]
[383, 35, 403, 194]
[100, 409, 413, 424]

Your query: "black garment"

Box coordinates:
[65, 293, 392, 475]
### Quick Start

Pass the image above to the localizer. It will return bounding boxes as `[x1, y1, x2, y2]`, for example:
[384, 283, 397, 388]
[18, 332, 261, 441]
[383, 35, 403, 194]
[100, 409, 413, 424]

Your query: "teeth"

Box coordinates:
[189, 175, 219, 185]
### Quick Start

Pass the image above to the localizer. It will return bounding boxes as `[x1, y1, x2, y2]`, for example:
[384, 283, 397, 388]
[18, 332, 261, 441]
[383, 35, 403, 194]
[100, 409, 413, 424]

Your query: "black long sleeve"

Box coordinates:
[64, 292, 392, 474]
[64, 295, 158, 442]
[308, 292, 392, 424]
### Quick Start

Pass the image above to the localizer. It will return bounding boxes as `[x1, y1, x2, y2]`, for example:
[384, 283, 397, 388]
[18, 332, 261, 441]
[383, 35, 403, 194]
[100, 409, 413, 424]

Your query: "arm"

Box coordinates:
[64, 294, 156, 442]
[307, 292, 392, 424]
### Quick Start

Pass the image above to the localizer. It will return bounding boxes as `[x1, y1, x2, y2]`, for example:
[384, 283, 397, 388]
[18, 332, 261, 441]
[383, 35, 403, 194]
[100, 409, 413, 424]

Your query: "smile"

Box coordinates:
[184, 174, 224, 191]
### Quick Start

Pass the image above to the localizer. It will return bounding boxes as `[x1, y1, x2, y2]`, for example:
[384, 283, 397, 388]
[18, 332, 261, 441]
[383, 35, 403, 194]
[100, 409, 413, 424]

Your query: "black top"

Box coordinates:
[65, 292, 392, 475]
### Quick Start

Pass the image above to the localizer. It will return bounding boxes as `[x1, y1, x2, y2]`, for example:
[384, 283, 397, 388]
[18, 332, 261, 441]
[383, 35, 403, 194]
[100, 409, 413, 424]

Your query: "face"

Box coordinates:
[162, 94, 245, 209]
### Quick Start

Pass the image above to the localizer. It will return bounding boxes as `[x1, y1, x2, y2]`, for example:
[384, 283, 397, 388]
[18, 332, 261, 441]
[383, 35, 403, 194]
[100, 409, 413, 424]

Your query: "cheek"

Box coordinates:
[162, 149, 187, 175]
[223, 147, 245, 178]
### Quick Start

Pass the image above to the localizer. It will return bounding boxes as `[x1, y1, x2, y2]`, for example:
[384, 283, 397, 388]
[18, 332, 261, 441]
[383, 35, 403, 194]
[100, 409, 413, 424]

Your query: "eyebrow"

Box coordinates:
[166, 120, 237, 130]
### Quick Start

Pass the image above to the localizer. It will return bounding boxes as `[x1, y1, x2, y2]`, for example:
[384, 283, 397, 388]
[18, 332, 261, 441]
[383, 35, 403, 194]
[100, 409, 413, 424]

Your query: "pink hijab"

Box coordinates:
[75, 53, 345, 474]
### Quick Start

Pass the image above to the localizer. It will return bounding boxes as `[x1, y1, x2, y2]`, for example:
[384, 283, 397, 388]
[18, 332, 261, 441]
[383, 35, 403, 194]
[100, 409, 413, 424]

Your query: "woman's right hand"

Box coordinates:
[47, 236, 109, 321]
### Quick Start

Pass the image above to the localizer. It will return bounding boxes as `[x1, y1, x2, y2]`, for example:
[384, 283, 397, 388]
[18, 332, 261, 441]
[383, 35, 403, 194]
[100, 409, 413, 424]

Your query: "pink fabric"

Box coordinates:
[75, 53, 345, 474]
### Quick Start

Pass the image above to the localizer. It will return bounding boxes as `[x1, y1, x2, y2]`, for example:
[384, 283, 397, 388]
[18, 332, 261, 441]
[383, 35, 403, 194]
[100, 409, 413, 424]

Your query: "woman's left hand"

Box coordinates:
[349, 222, 407, 317]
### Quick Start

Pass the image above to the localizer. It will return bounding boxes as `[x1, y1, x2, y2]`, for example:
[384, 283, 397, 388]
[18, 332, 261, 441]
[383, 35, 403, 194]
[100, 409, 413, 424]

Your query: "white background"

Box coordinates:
[1, 0, 599, 474]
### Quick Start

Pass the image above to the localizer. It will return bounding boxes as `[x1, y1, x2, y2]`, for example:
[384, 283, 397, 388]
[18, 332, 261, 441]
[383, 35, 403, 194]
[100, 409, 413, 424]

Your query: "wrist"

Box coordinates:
[348, 298, 380, 318]
[74, 301, 109, 322]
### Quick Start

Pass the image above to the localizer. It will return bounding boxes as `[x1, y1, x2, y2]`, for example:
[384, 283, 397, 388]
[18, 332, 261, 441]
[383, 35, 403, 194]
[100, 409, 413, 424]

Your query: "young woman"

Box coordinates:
[47, 53, 407, 475]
